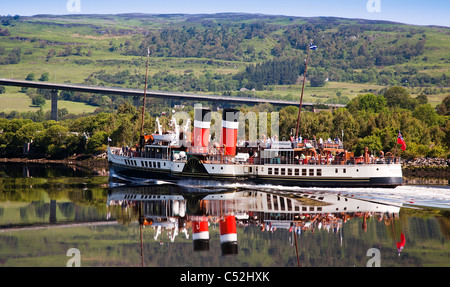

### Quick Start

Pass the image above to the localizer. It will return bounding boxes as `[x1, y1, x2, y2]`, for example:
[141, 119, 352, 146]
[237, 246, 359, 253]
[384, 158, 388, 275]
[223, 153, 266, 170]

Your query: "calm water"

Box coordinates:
[0, 163, 449, 267]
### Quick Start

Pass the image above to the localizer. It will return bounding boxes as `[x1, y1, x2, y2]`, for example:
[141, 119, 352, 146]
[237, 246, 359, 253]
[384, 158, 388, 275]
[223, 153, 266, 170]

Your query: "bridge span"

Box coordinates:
[0, 78, 343, 120]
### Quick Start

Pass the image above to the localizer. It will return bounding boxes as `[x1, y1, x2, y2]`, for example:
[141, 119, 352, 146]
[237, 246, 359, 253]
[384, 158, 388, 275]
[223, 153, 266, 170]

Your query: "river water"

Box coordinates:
[0, 162, 449, 267]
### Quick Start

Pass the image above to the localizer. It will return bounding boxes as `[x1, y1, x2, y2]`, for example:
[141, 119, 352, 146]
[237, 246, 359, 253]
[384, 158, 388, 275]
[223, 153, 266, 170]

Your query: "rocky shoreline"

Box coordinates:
[402, 157, 449, 179]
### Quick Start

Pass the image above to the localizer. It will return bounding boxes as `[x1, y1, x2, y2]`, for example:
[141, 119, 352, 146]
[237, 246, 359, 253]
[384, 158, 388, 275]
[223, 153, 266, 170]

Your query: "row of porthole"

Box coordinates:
[268, 167, 323, 176]
[123, 194, 168, 199]
[124, 159, 167, 169]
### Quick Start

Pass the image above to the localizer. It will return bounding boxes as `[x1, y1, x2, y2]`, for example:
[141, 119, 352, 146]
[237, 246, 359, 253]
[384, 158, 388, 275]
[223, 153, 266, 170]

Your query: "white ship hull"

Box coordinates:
[107, 147, 403, 188]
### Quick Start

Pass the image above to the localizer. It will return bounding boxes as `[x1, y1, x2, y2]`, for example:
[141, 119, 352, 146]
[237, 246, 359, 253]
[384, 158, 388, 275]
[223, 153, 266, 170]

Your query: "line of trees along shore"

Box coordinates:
[0, 87, 448, 160]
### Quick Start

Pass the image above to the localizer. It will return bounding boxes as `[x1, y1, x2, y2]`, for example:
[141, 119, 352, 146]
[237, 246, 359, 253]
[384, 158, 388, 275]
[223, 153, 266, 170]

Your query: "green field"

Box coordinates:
[0, 87, 98, 114]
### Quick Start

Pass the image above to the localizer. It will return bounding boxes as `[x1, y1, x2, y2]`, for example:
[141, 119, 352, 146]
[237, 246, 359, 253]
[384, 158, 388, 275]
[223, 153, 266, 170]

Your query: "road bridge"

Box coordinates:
[0, 78, 343, 121]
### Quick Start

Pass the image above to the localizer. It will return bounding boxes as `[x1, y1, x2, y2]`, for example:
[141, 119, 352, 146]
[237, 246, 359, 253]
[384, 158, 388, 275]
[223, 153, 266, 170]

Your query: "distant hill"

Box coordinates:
[0, 13, 448, 110]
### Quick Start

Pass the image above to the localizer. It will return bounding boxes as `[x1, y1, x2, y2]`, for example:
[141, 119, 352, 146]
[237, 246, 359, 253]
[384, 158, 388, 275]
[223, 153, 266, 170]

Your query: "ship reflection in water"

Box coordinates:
[107, 182, 406, 265]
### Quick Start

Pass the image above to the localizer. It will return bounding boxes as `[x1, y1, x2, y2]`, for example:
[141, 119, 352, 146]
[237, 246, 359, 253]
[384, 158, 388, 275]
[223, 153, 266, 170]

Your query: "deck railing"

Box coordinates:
[109, 147, 401, 165]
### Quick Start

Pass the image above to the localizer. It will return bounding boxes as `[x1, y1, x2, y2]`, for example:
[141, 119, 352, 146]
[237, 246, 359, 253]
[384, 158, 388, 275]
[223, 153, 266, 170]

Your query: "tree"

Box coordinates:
[436, 95, 450, 116]
[1, 47, 21, 64]
[33, 124, 69, 158]
[356, 134, 383, 155]
[384, 86, 417, 110]
[117, 101, 136, 115]
[332, 108, 360, 149]
[416, 94, 428, 105]
[346, 93, 387, 114]
[26, 73, 35, 81]
[310, 75, 326, 87]
[12, 122, 44, 147]
[412, 104, 439, 127]
[86, 131, 107, 154]
[39, 72, 49, 82]
[32, 95, 46, 107]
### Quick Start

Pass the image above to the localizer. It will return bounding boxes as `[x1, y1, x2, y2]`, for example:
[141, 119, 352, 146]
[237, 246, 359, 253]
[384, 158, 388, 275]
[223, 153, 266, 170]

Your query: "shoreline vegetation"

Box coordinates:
[0, 155, 108, 168]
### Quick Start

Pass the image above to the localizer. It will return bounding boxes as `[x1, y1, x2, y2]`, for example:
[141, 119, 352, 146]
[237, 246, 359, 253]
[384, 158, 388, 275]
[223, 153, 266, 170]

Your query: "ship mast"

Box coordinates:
[295, 43, 315, 140]
[140, 47, 150, 137]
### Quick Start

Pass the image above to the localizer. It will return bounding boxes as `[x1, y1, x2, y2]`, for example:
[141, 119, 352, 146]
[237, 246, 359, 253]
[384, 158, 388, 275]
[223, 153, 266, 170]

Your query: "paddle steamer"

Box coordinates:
[108, 107, 403, 188]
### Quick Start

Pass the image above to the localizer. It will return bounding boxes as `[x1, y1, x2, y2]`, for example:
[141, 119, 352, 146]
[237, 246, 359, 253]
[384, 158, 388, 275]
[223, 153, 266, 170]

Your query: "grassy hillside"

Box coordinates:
[0, 87, 98, 114]
[0, 13, 449, 112]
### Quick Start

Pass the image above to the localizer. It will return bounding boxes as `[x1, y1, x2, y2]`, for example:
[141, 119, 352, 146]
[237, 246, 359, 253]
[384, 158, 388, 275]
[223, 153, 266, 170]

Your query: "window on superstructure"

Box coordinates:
[267, 194, 272, 209]
[280, 197, 285, 211]
[274, 168, 279, 175]
[281, 168, 285, 175]
[309, 169, 314, 176]
[288, 168, 292, 176]
[295, 169, 299, 176]
[273, 196, 279, 210]
[287, 199, 292, 211]
[302, 169, 307, 176]
[268, 168, 272, 175]
[317, 169, 322, 176]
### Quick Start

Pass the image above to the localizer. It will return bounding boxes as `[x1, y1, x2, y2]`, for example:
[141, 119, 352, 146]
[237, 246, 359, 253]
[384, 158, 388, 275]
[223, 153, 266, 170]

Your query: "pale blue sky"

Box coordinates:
[1, 0, 449, 27]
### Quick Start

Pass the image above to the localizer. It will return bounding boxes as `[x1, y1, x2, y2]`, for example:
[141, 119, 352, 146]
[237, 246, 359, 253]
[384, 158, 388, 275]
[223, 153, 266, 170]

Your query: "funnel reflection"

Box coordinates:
[107, 184, 402, 259]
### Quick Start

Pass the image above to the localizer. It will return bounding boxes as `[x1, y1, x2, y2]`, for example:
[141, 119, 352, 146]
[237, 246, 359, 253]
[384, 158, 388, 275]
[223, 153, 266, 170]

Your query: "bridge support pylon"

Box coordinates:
[51, 89, 58, 121]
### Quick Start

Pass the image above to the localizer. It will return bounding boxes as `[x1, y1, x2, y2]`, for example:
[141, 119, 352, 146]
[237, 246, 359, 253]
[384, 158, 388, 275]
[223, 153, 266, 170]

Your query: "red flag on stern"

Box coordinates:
[397, 132, 406, 151]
